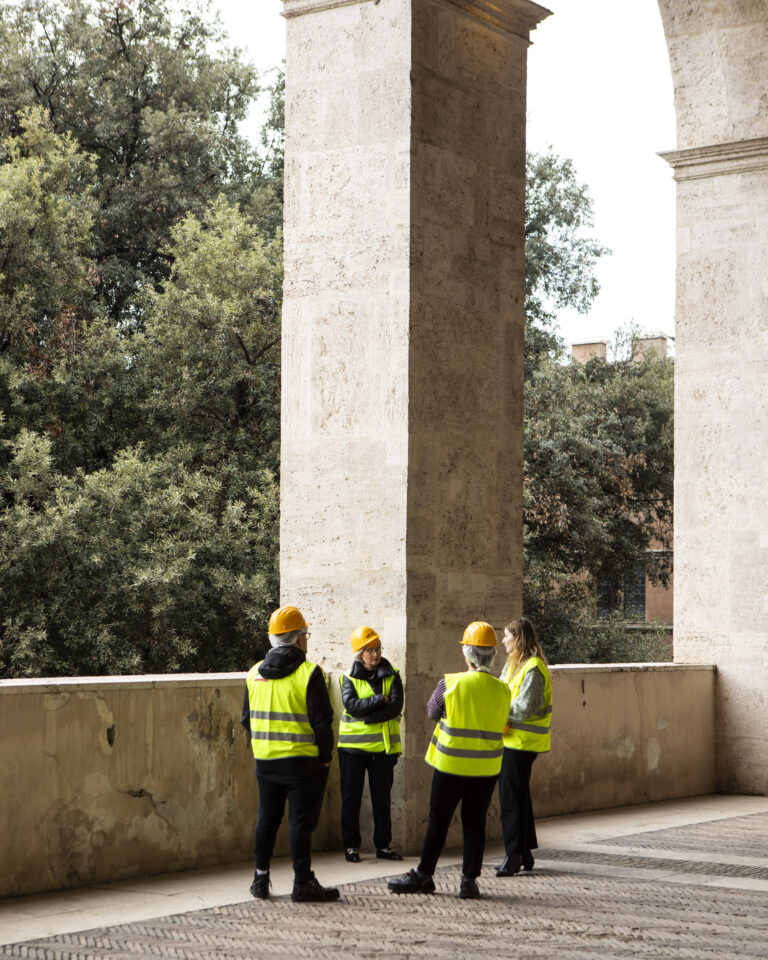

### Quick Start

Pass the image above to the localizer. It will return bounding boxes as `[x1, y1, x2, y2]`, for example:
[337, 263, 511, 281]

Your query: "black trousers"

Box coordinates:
[339, 750, 397, 850]
[498, 747, 538, 855]
[418, 768, 498, 879]
[253, 762, 328, 883]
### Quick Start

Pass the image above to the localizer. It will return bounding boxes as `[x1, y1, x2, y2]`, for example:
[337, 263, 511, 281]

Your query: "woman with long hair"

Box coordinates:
[496, 617, 553, 877]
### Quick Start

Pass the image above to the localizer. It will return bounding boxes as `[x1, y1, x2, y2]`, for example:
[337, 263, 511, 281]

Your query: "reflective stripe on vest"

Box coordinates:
[338, 672, 402, 755]
[424, 671, 511, 777]
[246, 659, 320, 760]
[501, 656, 553, 753]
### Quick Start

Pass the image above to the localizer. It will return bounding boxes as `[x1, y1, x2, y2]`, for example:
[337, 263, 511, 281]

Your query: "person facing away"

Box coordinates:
[338, 625, 404, 863]
[388, 621, 511, 900]
[495, 616, 552, 877]
[240, 605, 339, 902]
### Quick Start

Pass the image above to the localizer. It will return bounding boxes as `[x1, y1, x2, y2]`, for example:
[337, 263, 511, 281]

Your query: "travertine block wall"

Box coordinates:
[280, 0, 549, 850]
[0, 665, 715, 896]
[658, 0, 768, 794]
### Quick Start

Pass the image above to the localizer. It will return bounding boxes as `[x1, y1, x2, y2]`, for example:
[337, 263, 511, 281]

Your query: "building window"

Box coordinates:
[596, 568, 646, 620]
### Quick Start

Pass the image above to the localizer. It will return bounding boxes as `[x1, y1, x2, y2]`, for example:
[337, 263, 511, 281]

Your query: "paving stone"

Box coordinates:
[4, 813, 768, 959]
[595, 811, 768, 858]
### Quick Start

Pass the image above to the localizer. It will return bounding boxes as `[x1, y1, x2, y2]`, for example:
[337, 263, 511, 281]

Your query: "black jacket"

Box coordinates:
[340, 657, 404, 729]
[241, 645, 334, 772]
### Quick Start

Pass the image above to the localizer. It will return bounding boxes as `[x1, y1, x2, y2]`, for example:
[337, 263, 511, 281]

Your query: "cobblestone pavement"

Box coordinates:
[4, 812, 768, 960]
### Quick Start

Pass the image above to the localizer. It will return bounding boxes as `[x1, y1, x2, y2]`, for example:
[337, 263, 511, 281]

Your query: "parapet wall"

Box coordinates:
[0, 664, 716, 897]
[532, 664, 716, 816]
[0, 675, 263, 898]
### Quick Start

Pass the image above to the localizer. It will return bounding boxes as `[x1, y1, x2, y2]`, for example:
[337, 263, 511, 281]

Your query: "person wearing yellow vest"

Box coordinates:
[495, 616, 552, 878]
[240, 605, 339, 903]
[388, 622, 511, 900]
[338, 625, 404, 863]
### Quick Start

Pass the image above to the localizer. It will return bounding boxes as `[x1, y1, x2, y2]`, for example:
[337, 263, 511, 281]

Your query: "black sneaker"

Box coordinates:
[249, 871, 271, 899]
[376, 848, 403, 861]
[291, 873, 340, 903]
[459, 875, 480, 899]
[387, 868, 435, 894]
[345, 848, 361, 863]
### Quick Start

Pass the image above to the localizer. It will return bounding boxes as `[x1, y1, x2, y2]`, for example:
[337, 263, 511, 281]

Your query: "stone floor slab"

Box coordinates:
[4, 800, 768, 959]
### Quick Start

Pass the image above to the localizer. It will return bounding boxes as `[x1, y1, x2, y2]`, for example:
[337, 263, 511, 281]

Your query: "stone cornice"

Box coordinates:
[659, 137, 768, 181]
[282, 0, 375, 18]
[443, 0, 552, 35]
[282, 0, 552, 35]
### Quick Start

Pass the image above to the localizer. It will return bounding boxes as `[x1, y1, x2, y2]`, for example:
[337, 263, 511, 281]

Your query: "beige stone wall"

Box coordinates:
[1, 665, 715, 895]
[0, 676, 269, 897]
[658, 0, 768, 794]
[280, 0, 549, 850]
[532, 664, 715, 815]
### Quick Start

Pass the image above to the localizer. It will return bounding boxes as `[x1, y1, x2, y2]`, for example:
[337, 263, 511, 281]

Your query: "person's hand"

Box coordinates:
[322, 762, 330, 767]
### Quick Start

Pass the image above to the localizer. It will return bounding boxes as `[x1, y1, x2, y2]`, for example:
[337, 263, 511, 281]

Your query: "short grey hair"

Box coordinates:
[462, 644, 497, 670]
[269, 628, 306, 648]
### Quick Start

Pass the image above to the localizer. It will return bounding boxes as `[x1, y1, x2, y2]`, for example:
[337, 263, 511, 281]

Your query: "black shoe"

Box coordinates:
[345, 848, 361, 863]
[522, 850, 535, 872]
[496, 854, 522, 877]
[291, 873, 340, 903]
[376, 848, 403, 861]
[249, 871, 271, 899]
[459, 875, 480, 899]
[388, 868, 435, 894]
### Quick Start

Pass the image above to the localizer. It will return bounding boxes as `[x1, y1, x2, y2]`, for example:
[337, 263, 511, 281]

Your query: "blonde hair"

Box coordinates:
[502, 617, 546, 681]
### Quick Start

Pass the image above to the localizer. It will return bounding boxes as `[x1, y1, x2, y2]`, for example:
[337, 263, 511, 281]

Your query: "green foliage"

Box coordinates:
[0, 108, 97, 365]
[0, 117, 280, 677]
[138, 198, 282, 473]
[0, 112, 143, 475]
[0, 439, 278, 676]
[0, 0, 266, 320]
[523, 346, 674, 663]
[524, 150, 608, 374]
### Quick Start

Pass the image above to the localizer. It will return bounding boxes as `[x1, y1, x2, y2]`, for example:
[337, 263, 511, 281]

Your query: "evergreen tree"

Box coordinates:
[0, 0, 271, 321]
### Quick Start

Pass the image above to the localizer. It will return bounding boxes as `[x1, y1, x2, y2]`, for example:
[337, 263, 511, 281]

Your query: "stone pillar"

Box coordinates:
[281, 0, 549, 849]
[658, 1, 768, 794]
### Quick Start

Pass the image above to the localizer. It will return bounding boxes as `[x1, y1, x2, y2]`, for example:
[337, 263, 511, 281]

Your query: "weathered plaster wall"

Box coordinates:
[658, 0, 768, 794]
[0, 676, 273, 897]
[532, 664, 716, 815]
[1, 665, 714, 896]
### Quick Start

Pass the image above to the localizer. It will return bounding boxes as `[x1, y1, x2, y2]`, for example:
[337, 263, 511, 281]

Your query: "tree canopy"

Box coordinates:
[0, 45, 282, 676]
[524, 150, 607, 375]
[523, 340, 673, 663]
[0, 0, 280, 321]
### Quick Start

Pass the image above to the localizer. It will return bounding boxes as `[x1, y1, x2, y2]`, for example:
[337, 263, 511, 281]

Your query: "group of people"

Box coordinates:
[240, 605, 552, 902]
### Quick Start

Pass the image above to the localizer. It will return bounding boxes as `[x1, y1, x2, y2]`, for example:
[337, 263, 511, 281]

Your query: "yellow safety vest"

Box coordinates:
[246, 659, 320, 760]
[338, 673, 402, 755]
[501, 656, 552, 752]
[425, 671, 511, 777]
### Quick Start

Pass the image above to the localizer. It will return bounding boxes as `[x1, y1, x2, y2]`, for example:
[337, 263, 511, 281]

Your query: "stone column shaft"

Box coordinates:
[281, 0, 548, 849]
[659, 0, 768, 794]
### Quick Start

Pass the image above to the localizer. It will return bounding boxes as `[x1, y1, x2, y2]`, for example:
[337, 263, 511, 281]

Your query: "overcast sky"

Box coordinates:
[214, 0, 677, 352]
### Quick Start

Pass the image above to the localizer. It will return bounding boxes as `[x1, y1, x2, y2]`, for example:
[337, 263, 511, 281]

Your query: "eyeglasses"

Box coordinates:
[303, 632, 311, 640]
[363, 645, 382, 655]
